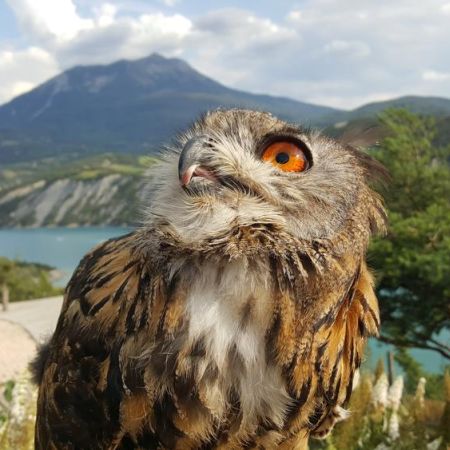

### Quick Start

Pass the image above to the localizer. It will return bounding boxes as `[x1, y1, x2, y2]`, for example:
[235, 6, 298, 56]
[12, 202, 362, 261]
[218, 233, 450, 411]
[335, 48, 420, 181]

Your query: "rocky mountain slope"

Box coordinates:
[0, 155, 149, 227]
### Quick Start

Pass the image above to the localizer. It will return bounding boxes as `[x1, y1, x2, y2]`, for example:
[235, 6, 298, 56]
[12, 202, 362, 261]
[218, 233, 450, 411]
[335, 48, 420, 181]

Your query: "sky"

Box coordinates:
[0, 0, 449, 110]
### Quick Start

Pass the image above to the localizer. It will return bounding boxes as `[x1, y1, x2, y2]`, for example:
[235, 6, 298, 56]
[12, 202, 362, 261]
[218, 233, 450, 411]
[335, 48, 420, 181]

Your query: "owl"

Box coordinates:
[32, 109, 387, 450]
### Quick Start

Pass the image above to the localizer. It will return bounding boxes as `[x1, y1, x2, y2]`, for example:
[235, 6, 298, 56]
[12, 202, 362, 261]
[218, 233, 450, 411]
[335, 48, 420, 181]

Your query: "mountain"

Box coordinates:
[322, 96, 450, 147]
[0, 53, 340, 163]
[348, 95, 450, 119]
[1, 53, 449, 165]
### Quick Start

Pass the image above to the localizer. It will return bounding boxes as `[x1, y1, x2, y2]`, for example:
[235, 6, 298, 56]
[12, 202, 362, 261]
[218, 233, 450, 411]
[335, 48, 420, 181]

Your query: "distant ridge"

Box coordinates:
[348, 95, 450, 118]
[0, 53, 339, 162]
[0, 53, 449, 163]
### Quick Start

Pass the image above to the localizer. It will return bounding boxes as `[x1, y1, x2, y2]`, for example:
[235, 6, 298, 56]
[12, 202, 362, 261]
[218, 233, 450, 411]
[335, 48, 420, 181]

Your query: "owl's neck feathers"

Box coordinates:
[144, 177, 386, 261]
[144, 186, 385, 271]
[126, 198, 383, 438]
[53, 202, 383, 447]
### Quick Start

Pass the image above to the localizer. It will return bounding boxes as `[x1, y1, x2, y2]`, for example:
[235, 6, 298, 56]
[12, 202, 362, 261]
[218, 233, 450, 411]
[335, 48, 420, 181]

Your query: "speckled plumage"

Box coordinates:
[33, 109, 387, 449]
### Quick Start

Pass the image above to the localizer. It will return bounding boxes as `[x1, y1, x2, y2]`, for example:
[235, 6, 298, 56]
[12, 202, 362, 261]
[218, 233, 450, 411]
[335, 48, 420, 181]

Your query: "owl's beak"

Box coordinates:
[178, 135, 217, 187]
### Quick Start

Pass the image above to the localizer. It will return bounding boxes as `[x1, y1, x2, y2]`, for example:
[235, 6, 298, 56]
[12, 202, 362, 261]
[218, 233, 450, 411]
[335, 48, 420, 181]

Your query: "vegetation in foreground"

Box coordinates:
[0, 373, 36, 450]
[1, 357, 449, 450]
[312, 363, 450, 450]
[0, 257, 62, 305]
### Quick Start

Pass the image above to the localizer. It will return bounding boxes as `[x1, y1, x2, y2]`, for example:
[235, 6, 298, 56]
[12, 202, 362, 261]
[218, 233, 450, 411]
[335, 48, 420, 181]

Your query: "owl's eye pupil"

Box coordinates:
[275, 152, 290, 164]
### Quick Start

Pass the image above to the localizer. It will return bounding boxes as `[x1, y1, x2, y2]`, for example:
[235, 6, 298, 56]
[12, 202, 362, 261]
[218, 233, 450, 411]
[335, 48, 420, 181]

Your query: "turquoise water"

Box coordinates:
[0, 227, 447, 373]
[0, 227, 131, 286]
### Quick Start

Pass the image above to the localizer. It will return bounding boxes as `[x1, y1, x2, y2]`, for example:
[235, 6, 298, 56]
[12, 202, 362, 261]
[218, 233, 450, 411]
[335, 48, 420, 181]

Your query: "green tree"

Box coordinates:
[369, 109, 450, 359]
[0, 257, 61, 302]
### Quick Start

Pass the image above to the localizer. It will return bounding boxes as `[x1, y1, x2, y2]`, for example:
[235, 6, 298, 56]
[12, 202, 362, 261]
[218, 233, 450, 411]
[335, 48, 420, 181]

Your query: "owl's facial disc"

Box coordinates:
[146, 109, 386, 245]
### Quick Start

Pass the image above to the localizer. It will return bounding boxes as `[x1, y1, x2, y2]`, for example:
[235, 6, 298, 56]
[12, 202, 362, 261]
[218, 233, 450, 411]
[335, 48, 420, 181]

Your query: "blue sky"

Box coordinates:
[0, 0, 449, 109]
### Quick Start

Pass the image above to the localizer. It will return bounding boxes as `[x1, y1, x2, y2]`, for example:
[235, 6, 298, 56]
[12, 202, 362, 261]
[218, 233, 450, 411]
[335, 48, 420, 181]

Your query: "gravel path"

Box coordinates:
[0, 296, 63, 342]
[0, 320, 36, 383]
[0, 296, 63, 383]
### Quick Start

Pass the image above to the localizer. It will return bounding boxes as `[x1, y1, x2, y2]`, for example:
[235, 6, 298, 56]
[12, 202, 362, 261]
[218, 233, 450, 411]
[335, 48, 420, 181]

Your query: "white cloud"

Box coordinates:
[287, 10, 302, 22]
[0, 0, 449, 108]
[423, 70, 450, 81]
[5, 0, 93, 42]
[95, 3, 117, 27]
[324, 40, 371, 58]
[160, 0, 179, 6]
[10, 81, 36, 98]
[0, 47, 59, 104]
[189, 8, 298, 90]
[310, 92, 396, 110]
[56, 12, 192, 67]
[138, 12, 191, 38]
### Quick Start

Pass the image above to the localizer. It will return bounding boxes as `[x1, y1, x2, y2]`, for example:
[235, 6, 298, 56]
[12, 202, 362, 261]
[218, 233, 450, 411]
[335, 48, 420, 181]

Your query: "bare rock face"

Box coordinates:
[0, 174, 146, 227]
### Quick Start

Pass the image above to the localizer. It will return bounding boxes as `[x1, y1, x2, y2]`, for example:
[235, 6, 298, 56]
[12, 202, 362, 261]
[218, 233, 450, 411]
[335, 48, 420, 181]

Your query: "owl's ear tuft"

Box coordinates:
[345, 145, 390, 236]
[346, 144, 390, 189]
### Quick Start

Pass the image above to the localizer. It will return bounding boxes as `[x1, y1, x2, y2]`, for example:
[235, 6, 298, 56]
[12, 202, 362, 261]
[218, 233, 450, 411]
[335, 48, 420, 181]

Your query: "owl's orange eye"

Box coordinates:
[261, 140, 309, 173]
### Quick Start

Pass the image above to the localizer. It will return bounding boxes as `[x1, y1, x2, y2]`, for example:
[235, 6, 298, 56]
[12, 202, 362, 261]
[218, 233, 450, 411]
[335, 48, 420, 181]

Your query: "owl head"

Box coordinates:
[146, 109, 386, 254]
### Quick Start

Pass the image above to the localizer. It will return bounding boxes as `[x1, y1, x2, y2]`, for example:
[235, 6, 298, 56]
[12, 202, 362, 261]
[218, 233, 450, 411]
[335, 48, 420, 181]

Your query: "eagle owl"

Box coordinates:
[33, 109, 387, 449]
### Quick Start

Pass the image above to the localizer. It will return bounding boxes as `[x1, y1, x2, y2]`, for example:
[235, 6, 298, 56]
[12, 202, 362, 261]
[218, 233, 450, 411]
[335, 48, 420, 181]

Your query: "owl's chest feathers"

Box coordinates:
[178, 260, 291, 427]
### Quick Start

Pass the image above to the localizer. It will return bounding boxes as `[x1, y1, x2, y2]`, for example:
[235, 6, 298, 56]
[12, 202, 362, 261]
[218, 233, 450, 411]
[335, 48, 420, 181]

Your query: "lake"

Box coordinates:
[0, 227, 447, 374]
[0, 227, 131, 286]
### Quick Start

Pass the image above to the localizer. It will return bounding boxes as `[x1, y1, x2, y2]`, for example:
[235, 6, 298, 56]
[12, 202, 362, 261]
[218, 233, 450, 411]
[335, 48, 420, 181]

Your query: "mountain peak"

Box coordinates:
[142, 52, 166, 61]
[113, 52, 189, 69]
[0, 54, 361, 163]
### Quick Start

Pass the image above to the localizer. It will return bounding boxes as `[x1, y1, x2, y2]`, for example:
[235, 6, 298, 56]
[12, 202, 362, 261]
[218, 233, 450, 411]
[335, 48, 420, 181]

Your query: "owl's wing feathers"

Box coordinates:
[309, 261, 380, 438]
[34, 232, 379, 448]
[33, 232, 163, 450]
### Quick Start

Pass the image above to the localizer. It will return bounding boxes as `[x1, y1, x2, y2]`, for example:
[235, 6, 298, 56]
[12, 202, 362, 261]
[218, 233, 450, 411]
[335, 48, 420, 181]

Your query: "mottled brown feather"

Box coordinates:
[33, 109, 386, 449]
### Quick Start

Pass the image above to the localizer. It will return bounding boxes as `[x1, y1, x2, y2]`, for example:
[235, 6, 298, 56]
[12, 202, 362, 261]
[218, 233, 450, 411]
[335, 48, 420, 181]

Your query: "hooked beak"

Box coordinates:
[178, 135, 217, 187]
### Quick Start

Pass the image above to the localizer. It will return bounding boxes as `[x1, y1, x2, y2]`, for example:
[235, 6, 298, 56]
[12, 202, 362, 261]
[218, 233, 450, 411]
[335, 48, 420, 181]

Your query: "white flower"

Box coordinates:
[387, 376, 404, 411]
[374, 443, 391, 450]
[388, 410, 400, 440]
[415, 377, 426, 407]
[372, 372, 388, 407]
[427, 438, 443, 450]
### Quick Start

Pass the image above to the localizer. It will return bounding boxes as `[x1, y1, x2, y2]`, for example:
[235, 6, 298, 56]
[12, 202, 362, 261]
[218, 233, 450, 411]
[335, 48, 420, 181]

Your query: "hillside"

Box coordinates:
[324, 103, 450, 148]
[0, 257, 61, 301]
[1, 53, 449, 164]
[1, 112, 449, 228]
[348, 95, 450, 119]
[0, 53, 340, 163]
[0, 154, 151, 227]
